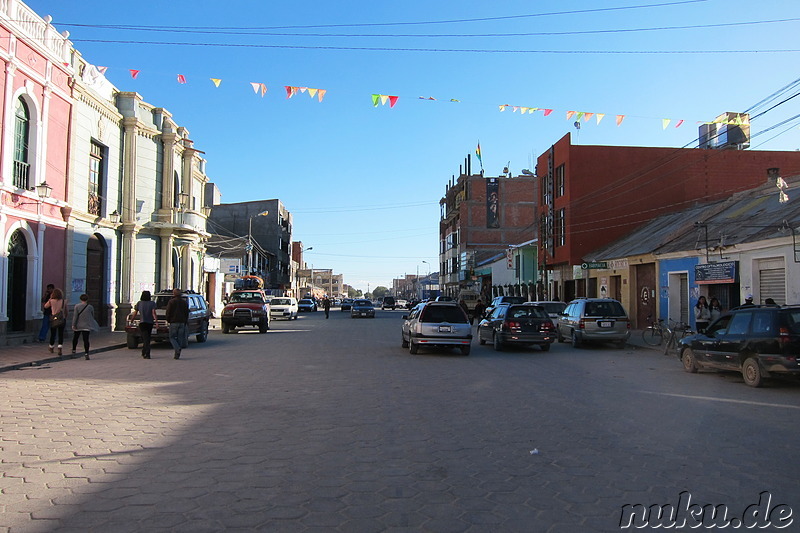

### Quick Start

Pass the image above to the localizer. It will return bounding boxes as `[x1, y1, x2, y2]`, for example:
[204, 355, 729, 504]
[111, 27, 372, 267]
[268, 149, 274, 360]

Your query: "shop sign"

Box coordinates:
[695, 261, 738, 285]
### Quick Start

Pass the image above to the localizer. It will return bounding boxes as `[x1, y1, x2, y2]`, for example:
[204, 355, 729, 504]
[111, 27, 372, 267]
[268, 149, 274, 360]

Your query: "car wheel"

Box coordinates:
[401, 334, 409, 348]
[222, 324, 231, 334]
[409, 340, 419, 354]
[478, 333, 486, 346]
[571, 330, 582, 348]
[493, 333, 503, 352]
[258, 320, 268, 333]
[126, 334, 139, 349]
[742, 357, 764, 387]
[460, 345, 471, 356]
[540, 343, 551, 352]
[681, 348, 699, 373]
[557, 329, 565, 343]
[196, 324, 208, 342]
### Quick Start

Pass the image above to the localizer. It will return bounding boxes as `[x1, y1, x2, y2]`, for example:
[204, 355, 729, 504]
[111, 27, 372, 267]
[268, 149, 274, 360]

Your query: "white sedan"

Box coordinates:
[269, 297, 298, 320]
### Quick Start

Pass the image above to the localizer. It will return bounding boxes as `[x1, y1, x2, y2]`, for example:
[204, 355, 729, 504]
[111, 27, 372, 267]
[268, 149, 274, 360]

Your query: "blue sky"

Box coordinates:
[27, 0, 800, 293]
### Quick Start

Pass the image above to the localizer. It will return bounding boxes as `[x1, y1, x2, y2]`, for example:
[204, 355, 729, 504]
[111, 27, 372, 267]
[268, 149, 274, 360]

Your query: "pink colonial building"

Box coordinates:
[0, 1, 73, 342]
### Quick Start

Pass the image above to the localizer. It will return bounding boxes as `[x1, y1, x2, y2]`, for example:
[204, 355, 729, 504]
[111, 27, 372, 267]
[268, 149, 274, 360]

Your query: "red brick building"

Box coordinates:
[537, 132, 800, 301]
[439, 156, 536, 297]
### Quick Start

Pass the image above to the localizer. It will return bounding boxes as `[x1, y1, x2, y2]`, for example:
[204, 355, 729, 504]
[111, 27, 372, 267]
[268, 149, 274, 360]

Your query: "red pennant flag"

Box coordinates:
[388, 95, 399, 108]
[177, 74, 186, 84]
[616, 115, 625, 126]
[543, 109, 553, 116]
[675, 119, 684, 128]
[130, 69, 140, 79]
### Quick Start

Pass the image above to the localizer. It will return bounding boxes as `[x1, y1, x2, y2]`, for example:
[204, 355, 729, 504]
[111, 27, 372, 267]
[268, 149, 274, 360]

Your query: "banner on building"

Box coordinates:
[486, 178, 499, 228]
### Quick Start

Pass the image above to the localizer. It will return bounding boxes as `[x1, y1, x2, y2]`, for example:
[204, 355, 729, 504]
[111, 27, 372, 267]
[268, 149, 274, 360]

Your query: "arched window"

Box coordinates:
[13, 97, 31, 189]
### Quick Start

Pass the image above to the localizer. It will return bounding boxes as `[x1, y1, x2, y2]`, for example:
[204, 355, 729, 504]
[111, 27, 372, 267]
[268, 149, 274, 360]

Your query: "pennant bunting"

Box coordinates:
[596, 113, 605, 125]
[380, 95, 389, 105]
[418, 96, 436, 100]
[576, 112, 584, 121]
[662, 119, 671, 130]
[583, 112, 594, 122]
[513, 106, 520, 113]
[285, 86, 299, 98]
[317, 89, 326, 102]
[616, 115, 625, 126]
[210, 78, 222, 87]
[372, 94, 380, 107]
[177, 74, 187, 84]
[308, 88, 318, 98]
[251, 82, 260, 94]
[260, 83, 267, 97]
[97, 66, 108, 74]
[543, 109, 553, 116]
[129, 69, 139, 79]
[675, 119, 684, 128]
[450, 99, 460, 102]
[299, 87, 308, 93]
[566, 111, 576, 120]
[499, 105, 508, 112]
[388, 95, 399, 108]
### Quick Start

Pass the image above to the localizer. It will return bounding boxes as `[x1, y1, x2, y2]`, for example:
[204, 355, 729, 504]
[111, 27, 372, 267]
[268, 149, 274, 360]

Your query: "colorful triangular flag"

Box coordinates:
[97, 66, 108, 74]
[662, 119, 671, 130]
[372, 94, 380, 107]
[129, 69, 139, 79]
[177, 74, 186, 84]
[388, 95, 398, 108]
[616, 115, 625, 126]
[596, 113, 605, 124]
[210, 78, 222, 87]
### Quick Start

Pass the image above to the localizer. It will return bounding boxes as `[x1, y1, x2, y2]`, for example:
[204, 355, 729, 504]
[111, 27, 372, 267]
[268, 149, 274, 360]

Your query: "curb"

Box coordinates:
[0, 342, 127, 373]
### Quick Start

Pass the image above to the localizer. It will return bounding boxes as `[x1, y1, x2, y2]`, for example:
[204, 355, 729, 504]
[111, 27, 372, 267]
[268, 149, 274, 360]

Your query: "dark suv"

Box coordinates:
[382, 296, 396, 310]
[482, 295, 527, 318]
[125, 290, 211, 349]
[678, 304, 800, 387]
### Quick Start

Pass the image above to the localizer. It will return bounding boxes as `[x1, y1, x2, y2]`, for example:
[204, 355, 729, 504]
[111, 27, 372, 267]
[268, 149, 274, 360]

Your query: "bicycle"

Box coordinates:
[641, 316, 665, 346]
[663, 319, 694, 355]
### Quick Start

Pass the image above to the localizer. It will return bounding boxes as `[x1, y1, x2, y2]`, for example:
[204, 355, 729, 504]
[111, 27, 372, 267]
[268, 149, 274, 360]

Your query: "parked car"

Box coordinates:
[678, 304, 800, 387]
[401, 301, 472, 355]
[297, 299, 317, 312]
[483, 295, 527, 318]
[396, 299, 408, 308]
[220, 290, 271, 333]
[478, 304, 556, 351]
[126, 290, 211, 349]
[269, 297, 298, 320]
[382, 296, 397, 310]
[556, 297, 630, 348]
[351, 299, 375, 318]
[526, 301, 567, 319]
[340, 298, 354, 311]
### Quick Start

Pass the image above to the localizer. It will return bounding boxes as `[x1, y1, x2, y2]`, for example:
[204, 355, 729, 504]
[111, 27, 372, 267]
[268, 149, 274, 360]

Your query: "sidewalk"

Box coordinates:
[0, 328, 129, 373]
[0, 319, 225, 373]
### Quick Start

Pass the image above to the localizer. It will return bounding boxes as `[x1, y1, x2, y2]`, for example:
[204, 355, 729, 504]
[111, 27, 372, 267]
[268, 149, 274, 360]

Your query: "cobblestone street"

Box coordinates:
[2, 311, 799, 532]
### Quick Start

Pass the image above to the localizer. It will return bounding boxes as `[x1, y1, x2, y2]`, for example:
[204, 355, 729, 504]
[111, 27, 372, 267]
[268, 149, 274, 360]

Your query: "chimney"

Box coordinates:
[767, 167, 780, 184]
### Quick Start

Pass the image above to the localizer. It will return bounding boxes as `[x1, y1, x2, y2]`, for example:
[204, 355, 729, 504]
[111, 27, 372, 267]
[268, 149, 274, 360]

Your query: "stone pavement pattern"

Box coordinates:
[1, 313, 799, 532]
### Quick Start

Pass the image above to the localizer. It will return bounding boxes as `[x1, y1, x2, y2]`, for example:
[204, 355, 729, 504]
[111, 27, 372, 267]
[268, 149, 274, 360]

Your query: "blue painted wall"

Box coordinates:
[658, 257, 700, 327]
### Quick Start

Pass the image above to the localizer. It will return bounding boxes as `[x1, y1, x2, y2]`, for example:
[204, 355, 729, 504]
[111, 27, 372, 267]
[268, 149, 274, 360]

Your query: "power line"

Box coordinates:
[51, 1, 709, 31]
[51, 17, 800, 39]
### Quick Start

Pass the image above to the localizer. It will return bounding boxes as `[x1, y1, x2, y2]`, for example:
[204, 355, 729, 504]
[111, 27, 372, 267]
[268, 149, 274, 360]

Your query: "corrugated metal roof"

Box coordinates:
[587, 174, 800, 260]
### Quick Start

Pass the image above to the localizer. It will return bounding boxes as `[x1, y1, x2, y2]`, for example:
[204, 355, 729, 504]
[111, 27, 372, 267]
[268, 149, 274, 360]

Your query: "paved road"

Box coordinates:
[2, 309, 799, 532]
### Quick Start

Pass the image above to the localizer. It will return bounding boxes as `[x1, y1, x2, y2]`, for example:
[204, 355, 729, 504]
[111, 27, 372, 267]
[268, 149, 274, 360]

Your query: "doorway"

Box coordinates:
[6, 229, 29, 331]
[86, 234, 107, 326]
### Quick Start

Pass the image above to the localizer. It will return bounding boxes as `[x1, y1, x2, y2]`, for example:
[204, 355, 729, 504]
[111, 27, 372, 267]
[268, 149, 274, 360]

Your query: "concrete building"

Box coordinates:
[439, 155, 536, 299]
[0, 1, 73, 343]
[537, 132, 800, 302]
[209, 200, 292, 294]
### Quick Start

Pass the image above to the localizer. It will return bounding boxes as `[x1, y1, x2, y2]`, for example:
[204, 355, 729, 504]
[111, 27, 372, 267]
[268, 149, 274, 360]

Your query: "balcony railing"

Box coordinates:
[13, 160, 30, 190]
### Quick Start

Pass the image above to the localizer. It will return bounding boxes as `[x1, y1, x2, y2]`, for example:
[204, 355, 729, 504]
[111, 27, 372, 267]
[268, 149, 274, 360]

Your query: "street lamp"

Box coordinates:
[248, 210, 269, 276]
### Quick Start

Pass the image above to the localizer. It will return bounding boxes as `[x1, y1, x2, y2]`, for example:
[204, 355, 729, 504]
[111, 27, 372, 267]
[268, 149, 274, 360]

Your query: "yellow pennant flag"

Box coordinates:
[596, 113, 605, 124]
[210, 78, 222, 87]
[380, 95, 389, 105]
[662, 119, 671, 130]
[308, 88, 318, 98]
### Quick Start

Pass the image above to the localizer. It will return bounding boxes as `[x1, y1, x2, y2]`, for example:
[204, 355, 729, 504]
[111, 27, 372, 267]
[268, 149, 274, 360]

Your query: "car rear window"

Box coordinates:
[272, 298, 291, 305]
[420, 305, 468, 324]
[502, 297, 526, 305]
[508, 306, 549, 319]
[537, 302, 566, 315]
[782, 310, 800, 334]
[584, 301, 626, 317]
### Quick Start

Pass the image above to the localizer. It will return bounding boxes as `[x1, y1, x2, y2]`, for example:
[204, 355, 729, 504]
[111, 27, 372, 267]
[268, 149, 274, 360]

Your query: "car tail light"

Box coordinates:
[540, 321, 555, 332]
[503, 320, 522, 332]
[578, 318, 586, 330]
[779, 326, 791, 346]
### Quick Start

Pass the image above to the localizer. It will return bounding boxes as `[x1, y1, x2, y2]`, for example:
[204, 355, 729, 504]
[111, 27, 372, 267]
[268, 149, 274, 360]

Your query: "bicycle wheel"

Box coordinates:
[642, 327, 663, 346]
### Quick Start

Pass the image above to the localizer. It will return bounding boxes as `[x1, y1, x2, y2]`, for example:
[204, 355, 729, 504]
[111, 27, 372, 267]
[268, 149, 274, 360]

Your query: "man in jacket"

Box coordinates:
[165, 289, 189, 359]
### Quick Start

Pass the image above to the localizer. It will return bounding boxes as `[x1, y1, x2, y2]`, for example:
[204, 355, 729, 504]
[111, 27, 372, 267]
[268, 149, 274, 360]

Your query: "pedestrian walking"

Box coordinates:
[71, 294, 98, 360]
[323, 296, 331, 319]
[132, 290, 157, 359]
[165, 288, 189, 359]
[694, 295, 711, 333]
[472, 299, 485, 325]
[38, 283, 54, 342]
[44, 288, 67, 356]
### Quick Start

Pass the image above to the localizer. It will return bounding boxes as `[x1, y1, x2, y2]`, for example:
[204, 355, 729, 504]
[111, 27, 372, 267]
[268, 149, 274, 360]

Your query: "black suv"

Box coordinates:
[483, 295, 527, 318]
[678, 304, 800, 387]
[381, 296, 396, 310]
[125, 290, 211, 349]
